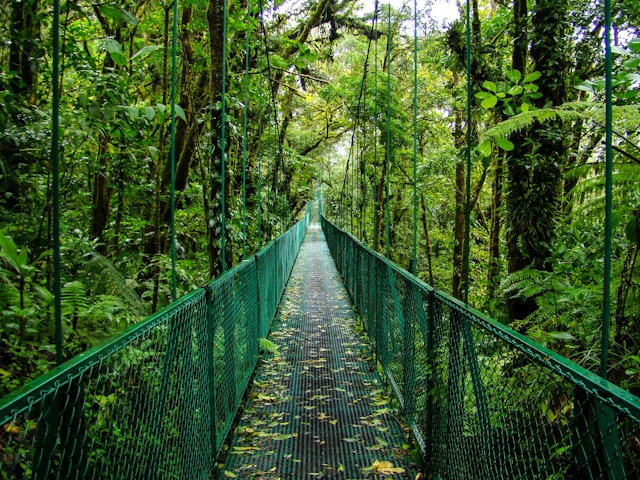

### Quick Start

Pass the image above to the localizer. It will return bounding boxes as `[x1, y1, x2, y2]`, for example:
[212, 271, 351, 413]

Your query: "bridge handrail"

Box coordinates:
[321, 215, 640, 479]
[0, 210, 310, 479]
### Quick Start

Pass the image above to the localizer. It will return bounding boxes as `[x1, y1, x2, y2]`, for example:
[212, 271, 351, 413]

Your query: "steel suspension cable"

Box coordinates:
[258, 4, 282, 237]
[361, 113, 367, 242]
[52, 0, 63, 365]
[339, 9, 376, 233]
[361, 109, 367, 240]
[220, 0, 228, 272]
[373, 10, 379, 251]
[242, 0, 252, 259]
[169, 0, 179, 297]
[412, 0, 418, 275]
[257, 74, 265, 247]
[385, 1, 392, 258]
[353, 128, 356, 233]
[463, 0, 472, 304]
[601, 0, 613, 379]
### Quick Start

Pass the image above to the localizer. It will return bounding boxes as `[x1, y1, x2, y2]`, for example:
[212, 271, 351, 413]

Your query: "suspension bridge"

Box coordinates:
[1, 206, 639, 479]
[2, 0, 639, 477]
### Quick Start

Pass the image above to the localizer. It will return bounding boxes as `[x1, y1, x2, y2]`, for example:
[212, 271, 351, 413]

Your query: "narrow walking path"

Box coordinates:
[221, 223, 418, 479]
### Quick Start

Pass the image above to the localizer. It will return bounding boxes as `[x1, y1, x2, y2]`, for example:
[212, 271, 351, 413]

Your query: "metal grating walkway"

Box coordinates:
[221, 223, 418, 479]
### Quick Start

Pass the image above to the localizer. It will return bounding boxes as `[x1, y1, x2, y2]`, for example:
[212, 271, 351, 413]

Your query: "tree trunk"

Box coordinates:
[505, 0, 568, 324]
[486, 152, 503, 305]
[452, 158, 465, 300]
[374, 161, 387, 253]
[489, 0, 527, 307]
[207, 0, 231, 279]
[420, 195, 434, 287]
[91, 134, 112, 255]
[9, 0, 41, 102]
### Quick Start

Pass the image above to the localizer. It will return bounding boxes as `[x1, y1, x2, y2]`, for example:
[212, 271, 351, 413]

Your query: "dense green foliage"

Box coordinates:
[1, 0, 639, 399]
[0, 0, 348, 394]
[318, 0, 640, 395]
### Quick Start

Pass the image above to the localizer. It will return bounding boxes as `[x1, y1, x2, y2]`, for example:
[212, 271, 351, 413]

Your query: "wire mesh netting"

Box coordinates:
[322, 215, 640, 480]
[0, 214, 308, 480]
[223, 222, 418, 478]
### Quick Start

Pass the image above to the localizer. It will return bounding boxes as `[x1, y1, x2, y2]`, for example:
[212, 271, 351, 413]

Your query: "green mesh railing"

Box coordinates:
[0, 214, 308, 479]
[322, 216, 640, 480]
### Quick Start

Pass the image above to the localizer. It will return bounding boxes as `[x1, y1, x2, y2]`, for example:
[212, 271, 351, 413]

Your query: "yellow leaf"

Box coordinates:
[371, 460, 405, 474]
[3, 423, 19, 435]
[224, 471, 237, 478]
[232, 446, 260, 452]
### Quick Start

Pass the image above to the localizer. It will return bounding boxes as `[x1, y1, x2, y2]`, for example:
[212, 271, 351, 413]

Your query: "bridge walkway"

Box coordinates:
[221, 223, 419, 479]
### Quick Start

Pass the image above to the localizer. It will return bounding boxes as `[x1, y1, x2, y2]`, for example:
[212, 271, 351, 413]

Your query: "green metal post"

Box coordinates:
[205, 285, 218, 459]
[241, 0, 251, 259]
[385, 1, 392, 259]
[424, 289, 436, 465]
[601, 0, 613, 381]
[463, 0, 472, 305]
[446, 307, 464, 479]
[461, 316, 494, 478]
[402, 283, 417, 420]
[412, 0, 418, 276]
[52, 0, 62, 367]
[169, 0, 179, 300]
[221, 0, 228, 272]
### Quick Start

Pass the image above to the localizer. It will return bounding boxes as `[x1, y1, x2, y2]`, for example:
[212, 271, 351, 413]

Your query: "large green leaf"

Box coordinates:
[477, 139, 492, 157]
[483, 80, 497, 92]
[481, 95, 498, 109]
[174, 104, 187, 122]
[0, 231, 23, 274]
[132, 45, 163, 61]
[506, 69, 521, 84]
[523, 71, 542, 83]
[496, 137, 514, 151]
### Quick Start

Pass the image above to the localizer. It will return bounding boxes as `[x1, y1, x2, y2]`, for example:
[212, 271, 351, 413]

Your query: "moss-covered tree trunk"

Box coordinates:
[505, 0, 569, 324]
[207, 0, 231, 279]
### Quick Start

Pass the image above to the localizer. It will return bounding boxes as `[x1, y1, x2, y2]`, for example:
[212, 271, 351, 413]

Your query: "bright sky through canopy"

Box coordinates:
[358, 0, 459, 24]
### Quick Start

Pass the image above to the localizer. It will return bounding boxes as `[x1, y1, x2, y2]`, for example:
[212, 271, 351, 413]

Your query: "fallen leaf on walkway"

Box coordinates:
[371, 460, 405, 474]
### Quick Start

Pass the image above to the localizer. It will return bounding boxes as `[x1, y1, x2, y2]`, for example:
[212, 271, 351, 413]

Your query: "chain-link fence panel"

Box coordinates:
[0, 213, 309, 479]
[322, 215, 640, 480]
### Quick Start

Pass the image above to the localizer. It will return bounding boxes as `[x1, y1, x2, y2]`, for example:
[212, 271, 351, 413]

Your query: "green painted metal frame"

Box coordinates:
[0, 212, 309, 479]
[322, 215, 640, 480]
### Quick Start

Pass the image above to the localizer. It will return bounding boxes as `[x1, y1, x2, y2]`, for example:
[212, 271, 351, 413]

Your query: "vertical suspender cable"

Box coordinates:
[169, 0, 179, 300]
[353, 130, 357, 233]
[257, 74, 264, 248]
[362, 107, 367, 243]
[258, 6, 281, 238]
[600, 0, 613, 379]
[373, 7, 378, 251]
[385, 1, 391, 258]
[52, 0, 63, 365]
[463, 0, 472, 305]
[242, 0, 252, 259]
[412, 0, 418, 276]
[268, 113, 274, 235]
[221, 0, 228, 271]
[343, 27, 375, 236]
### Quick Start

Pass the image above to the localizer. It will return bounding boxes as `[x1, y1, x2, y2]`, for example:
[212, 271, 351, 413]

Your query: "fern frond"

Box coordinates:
[527, 297, 558, 327]
[481, 109, 569, 140]
[567, 169, 640, 201]
[480, 103, 640, 141]
[501, 268, 548, 296]
[62, 281, 89, 316]
[566, 174, 638, 221]
[84, 294, 127, 325]
[84, 254, 145, 315]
